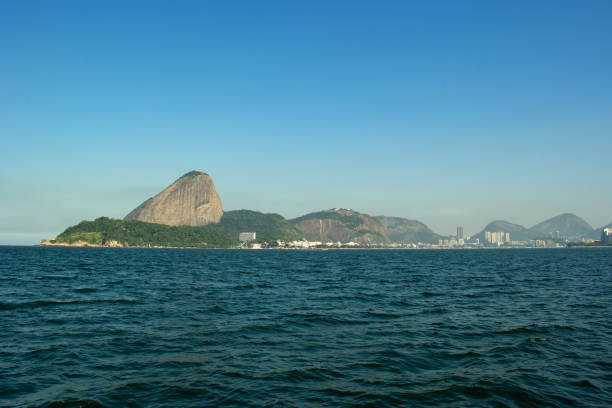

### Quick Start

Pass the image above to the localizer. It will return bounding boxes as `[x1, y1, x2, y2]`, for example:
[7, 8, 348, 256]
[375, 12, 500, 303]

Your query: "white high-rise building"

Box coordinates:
[602, 228, 612, 243]
[485, 231, 510, 244]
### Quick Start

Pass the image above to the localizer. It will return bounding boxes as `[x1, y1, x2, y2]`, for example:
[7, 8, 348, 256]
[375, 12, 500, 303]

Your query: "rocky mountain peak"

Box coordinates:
[124, 170, 223, 226]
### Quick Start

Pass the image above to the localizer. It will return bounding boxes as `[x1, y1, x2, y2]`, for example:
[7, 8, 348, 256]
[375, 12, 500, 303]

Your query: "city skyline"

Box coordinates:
[1, 1, 611, 244]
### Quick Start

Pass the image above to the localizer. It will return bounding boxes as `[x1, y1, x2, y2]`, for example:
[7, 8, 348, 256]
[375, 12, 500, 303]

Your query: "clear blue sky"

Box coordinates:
[1, 0, 611, 244]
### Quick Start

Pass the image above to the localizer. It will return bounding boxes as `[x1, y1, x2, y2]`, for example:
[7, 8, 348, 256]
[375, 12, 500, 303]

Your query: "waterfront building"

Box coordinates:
[239, 232, 256, 242]
[485, 231, 510, 244]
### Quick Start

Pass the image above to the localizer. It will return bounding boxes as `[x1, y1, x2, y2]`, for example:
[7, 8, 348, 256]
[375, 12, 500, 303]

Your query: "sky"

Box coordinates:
[1, 0, 611, 244]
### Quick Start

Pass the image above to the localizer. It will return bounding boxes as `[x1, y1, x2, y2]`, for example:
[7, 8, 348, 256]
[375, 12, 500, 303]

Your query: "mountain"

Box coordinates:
[124, 170, 223, 226]
[529, 213, 593, 239]
[582, 222, 612, 240]
[290, 208, 389, 244]
[473, 220, 543, 242]
[52, 217, 235, 248]
[374, 216, 444, 244]
[216, 210, 301, 243]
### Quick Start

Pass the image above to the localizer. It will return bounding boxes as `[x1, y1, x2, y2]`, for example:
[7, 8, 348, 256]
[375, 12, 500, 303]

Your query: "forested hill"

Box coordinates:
[54, 217, 236, 248]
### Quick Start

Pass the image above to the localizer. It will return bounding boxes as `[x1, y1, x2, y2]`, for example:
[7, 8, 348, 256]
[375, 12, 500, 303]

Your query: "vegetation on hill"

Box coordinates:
[56, 217, 236, 248]
[291, 210, 364, 230]
[290, 209, 389, 244]
[374, 216, 444, 244]
[216, 210, 302, 242]
[53, 204, 607, 249]
[178, 170, 207, 180]
[55, 211, 302, 248]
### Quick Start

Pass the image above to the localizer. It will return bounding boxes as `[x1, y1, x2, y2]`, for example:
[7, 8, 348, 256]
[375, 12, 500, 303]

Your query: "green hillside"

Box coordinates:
[216, 210, 302, 242]
[374, 216, 444, 244]
[55, 217, 236, 248]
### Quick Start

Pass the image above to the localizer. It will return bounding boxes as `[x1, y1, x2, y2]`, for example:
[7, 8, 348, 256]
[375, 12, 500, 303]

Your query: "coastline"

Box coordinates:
[34, 243, 587, 250]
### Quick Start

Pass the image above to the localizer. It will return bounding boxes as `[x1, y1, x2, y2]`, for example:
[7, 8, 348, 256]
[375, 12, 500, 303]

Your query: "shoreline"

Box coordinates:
[31, 243, 602, 250]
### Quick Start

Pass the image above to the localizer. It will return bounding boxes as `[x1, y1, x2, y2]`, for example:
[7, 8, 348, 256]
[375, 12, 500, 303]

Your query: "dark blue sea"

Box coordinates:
[1, 247, 610, 407]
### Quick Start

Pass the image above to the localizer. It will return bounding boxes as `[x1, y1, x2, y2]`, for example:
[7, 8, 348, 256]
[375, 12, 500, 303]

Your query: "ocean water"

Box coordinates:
[0, 247, 610, 408]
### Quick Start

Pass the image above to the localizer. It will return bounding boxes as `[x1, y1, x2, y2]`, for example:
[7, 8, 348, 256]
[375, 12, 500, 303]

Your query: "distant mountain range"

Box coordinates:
[472, 220, 542, 242]
[45, 170, 610, 247]
[471, 214, 605, 242]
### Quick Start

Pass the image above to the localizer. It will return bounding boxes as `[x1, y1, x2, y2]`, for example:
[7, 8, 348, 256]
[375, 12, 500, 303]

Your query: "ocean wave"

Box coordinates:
[495, 326, 550, 335]
[2, 246, 610, 407]
[42, 399, 107, 408]
[0, 298, 138, 310]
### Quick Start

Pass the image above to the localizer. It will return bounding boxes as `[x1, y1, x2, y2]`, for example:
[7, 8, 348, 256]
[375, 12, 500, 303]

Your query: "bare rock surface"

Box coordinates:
[291, 208, 390, 244]
[124, 170, 223, 226]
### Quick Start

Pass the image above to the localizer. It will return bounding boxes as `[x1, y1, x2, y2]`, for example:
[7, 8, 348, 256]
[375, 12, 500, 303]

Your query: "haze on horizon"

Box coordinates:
[1, 1, 611, 245]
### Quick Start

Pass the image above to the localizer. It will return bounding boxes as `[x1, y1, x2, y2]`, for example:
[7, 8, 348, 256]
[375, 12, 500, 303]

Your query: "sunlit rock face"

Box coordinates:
[124, 170, 223, 226]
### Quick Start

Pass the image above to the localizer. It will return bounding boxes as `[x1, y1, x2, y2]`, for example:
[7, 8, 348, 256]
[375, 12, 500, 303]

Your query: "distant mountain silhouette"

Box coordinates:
[582, 222, 612, 240]
[529, 213, 593, 239]
[473, 220, 543, 242]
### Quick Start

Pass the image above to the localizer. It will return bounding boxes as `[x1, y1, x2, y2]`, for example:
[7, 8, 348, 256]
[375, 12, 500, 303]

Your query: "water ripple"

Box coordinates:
[0, 246, 610, 407]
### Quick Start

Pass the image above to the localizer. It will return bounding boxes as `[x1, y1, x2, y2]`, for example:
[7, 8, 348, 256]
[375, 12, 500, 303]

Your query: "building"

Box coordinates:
[457, 226, 464, 239]
[239, 232, 256, 242]
[602, 228, 612, 243]
[485, 231, 510, 244]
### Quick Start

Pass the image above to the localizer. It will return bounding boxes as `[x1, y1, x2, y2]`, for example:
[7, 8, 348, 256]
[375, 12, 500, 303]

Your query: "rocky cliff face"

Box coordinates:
[124, 170, 223, 226]
[291, 208, 390, 244]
